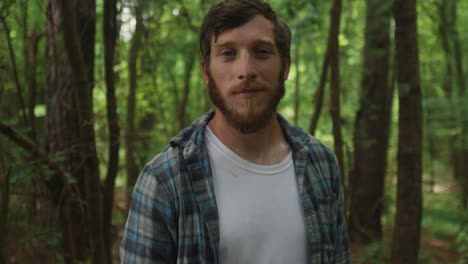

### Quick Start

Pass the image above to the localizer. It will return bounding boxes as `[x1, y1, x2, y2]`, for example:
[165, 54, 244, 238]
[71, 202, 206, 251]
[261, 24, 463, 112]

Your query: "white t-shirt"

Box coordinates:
[205, 127, 309, 264]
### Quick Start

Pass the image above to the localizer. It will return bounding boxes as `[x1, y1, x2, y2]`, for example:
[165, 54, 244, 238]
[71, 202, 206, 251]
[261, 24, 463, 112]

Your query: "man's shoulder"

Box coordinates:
[140, 111, 214, 187]
[279, 116, 334, 158]
[142, 145, 183, 184]
[305, 134, 335, 158]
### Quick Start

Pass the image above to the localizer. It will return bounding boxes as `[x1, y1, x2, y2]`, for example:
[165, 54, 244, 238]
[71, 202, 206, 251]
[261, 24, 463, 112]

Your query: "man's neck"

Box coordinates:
[208, 110, 291, 165]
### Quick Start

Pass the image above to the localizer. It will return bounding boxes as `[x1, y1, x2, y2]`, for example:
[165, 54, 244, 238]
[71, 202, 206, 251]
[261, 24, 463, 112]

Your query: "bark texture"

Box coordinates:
[46, 0, 107, 263]
[0, 160, 9, 264]
[309, 48, 329, 135]
[349, 0, 392, 243]
[126, 3, 144, 200]
[391, 0, 423, 262]
[328, 0, 345, 183]
[103, 0, 120, 262]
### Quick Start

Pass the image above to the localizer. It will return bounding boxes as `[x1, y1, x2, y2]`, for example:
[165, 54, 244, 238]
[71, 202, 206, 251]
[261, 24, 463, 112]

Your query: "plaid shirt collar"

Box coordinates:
[169, 109, 311, 153]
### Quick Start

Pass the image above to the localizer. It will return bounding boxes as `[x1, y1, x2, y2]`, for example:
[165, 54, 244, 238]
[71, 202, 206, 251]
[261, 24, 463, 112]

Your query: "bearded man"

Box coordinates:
[120, 0, 351, 263]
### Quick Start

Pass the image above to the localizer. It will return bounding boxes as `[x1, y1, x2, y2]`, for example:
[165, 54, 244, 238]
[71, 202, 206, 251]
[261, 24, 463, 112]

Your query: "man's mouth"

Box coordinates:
[235, 88, 261, 94]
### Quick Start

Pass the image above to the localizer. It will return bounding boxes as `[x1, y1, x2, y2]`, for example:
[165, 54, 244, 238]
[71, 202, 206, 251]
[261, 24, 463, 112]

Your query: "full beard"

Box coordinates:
[207, 72, 285, 134]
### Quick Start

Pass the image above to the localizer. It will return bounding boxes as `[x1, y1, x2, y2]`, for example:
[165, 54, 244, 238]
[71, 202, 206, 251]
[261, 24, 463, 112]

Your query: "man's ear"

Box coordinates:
[201, 60, 209, 84]
[282, 58, 291, 81]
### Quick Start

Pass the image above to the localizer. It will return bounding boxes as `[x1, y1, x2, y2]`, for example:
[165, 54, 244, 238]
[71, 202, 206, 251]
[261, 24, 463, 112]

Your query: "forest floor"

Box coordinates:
[349, 231, 464, 264]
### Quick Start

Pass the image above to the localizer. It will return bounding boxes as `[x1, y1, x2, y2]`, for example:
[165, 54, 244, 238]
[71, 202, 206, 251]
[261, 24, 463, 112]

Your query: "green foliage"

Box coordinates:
[359, 242, 389, 264]
[456, 218, 468, 254]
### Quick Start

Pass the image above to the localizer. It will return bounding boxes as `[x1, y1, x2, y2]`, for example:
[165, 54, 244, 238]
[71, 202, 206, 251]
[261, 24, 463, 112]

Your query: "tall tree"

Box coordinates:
[294, 42, 301, 125]
[349, 0, 392, 243]
[0, 13, 27, 126]
[45, 0, 90, 261]
[57, 0, 107, 262]
[102, 0, 120, 262]
[45, 0, 108, 262]
[328, 0, 345, 181]
[391, 0, 423, 262]
[309, 49, 329, 135]
[177, 50, 196, 130]
[451, 0, 468, 208]
[0, 158, 9, 264]
[126, 0, 145, 200]
[436, 0, 467, 207]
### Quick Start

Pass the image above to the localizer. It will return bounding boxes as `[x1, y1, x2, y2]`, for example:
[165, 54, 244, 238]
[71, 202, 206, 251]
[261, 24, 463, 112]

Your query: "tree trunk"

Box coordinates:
[57, 0, 106, 263]
[451, 0, 468, 208]
[0, 16, 27, 125]
[0, 161, 9, 264]
[391, 0, 423, 262]
[103, 0, 120, 262]
[26, 33, 44, 141]
[126, 3, 144, 201]
[46, 0, 107, 263]
[294, 42, 300, 125]
[177, 51, 195, 130]
[349, 0, 392, 243]
[328, 0, 345, 182]
[309, 48, 329, 135]
[45, 1, 86, 262]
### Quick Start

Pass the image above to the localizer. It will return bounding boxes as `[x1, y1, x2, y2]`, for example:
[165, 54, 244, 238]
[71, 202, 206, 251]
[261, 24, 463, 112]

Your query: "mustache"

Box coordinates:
[232, 81, 266, 94]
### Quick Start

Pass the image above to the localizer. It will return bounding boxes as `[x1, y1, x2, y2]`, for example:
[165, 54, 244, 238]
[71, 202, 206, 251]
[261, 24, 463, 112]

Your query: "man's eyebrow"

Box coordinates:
[213, 39, 276, 48]
[213, 40, 236, 48]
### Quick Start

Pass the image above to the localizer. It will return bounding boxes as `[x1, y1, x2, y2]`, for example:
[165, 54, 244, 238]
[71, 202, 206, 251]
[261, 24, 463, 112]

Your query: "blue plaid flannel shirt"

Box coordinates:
[120, 110, 351, 263]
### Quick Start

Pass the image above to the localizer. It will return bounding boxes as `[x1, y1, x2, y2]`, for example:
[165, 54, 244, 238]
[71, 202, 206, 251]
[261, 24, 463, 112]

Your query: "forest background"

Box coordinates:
[0, 0, 467, 263]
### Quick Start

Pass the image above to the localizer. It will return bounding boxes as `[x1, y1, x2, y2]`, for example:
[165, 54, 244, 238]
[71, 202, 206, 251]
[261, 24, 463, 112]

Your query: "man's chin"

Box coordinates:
[224, 109, 274, 134]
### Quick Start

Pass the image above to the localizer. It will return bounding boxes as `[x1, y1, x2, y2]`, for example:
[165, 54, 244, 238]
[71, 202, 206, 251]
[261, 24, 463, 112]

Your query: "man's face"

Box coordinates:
[202, 15, 290, 134]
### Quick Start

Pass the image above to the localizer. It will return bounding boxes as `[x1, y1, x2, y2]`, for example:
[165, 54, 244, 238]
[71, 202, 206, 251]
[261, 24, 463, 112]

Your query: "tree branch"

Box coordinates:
[0, 121, 71, 184]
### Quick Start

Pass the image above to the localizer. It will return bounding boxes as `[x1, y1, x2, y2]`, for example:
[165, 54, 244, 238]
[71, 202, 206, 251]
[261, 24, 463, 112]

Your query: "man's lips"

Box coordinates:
[233, 89, 264, 99]
[235, 89, 260, 94]
[234, 87, 264, 95]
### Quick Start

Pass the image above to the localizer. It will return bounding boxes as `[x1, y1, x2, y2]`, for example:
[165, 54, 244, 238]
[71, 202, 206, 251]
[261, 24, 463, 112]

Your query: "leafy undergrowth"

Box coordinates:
[351, 230, 465, 264]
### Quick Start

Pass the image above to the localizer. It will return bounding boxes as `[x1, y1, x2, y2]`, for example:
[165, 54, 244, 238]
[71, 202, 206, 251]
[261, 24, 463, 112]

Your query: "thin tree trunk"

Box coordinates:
[103, 0, 120, 262]
[438, 0, 453, 96]
[391, 0, 423, 262]
[349, 0, 392, 243]
[0, 161, 9, 264]
[437, 0, 462, 206]
[294, 42, 300, 125]
[0, 16, 27, 125]
[178, 51, 195, 130]
[451, 0, 468, 208]
[26, 33, 44, 142]
[309, 48, 329, 135]
[328, 0, 345, 182]
[126, 4, 144, 201]
[57, 0, 106, 263]
[151, 75, 171, 139]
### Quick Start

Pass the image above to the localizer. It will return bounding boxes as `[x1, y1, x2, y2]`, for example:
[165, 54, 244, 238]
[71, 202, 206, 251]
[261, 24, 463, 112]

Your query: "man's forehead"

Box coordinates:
[211, 15, 275, 45]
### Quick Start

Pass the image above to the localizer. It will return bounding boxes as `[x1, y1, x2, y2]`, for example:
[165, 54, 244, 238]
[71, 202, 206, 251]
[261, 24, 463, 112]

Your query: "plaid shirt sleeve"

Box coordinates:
[120, 160, 176, 264]
[331, 153, 351, 264]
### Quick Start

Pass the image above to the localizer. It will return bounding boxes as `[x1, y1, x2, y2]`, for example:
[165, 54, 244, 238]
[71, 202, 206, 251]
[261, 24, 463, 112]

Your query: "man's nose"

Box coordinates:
[236, 52, 257, 80]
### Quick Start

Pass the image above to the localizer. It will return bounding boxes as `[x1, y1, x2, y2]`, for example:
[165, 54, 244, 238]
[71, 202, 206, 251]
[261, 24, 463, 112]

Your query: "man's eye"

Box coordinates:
[221, 50, 235, 57]
[257, 48, 271, 54]
[255, 48, 272, 58]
